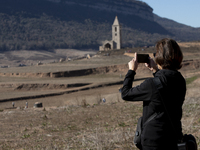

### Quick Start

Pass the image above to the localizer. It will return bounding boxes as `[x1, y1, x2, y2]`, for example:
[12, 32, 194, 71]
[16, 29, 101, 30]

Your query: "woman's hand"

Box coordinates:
[145, 57, 158, 72]
[128, 53, 138, 71]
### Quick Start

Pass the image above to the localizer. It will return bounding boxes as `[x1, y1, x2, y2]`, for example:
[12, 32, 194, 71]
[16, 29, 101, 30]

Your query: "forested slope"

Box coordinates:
[0, 0, 199, 51]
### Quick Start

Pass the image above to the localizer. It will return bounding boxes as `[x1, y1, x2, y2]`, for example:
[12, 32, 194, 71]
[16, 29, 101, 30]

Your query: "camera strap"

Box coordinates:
[143, 112, 158, 127]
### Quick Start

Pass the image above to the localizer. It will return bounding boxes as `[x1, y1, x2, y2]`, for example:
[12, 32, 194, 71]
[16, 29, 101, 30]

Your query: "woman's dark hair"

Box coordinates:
[155, 38, 183, 70]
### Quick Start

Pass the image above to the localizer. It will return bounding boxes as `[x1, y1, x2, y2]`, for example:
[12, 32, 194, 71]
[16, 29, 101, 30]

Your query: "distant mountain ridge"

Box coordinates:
[154, 14, 200, 41]
[48, 0, 154, 21]
[0, 0, 199, 51]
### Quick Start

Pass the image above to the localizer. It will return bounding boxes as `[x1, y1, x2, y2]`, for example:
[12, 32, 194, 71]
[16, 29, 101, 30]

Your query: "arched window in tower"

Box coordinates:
[115, 27, 117, 32]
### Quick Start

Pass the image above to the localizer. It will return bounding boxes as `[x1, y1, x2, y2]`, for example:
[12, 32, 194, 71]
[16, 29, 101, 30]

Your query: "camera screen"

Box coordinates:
[137, 54, 149, 63]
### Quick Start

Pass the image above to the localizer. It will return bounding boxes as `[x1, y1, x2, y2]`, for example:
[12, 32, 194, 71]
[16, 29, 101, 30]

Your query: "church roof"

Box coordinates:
[113, 16, 119, 26]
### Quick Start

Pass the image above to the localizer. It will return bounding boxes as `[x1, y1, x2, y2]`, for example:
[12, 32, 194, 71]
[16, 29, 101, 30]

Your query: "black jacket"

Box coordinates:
[121, 69, 186, 147]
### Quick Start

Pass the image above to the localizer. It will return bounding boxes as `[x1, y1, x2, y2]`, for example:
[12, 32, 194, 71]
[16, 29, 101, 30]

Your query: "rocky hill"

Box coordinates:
[0, 0, 199, 51]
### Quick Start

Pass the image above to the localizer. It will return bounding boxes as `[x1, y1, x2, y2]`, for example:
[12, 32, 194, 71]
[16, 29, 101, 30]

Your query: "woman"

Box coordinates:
[121, 38, 186, 150]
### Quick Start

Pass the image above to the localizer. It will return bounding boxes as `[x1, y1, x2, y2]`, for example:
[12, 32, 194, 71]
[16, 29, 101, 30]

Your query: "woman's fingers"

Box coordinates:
[134, 52, 138, 62]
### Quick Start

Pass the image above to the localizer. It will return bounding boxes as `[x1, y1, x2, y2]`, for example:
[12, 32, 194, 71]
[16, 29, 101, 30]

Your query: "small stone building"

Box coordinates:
[99, 16, 122, 51]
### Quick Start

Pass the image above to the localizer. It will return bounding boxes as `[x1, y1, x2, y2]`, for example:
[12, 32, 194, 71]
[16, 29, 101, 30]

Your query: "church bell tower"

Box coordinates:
[112, 16, 121, 49]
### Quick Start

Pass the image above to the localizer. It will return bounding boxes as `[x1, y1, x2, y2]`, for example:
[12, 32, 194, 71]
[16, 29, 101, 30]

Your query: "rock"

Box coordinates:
[34, 102, 43, 108]
[86, 54, 91, 59]
[59, 58, 65, 63]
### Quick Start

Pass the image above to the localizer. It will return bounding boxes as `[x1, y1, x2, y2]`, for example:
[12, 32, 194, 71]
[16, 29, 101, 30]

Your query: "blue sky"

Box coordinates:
[141, 0, 200, 28]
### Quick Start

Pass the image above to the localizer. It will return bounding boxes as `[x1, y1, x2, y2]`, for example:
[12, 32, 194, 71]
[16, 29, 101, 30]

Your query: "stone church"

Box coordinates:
[99, 16, 121, 51]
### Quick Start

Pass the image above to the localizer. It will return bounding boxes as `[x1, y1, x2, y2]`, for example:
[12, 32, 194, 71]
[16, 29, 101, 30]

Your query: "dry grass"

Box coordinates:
[182, 97, 200, 148]
[1, 76, 200, 150]
[0, 101, 142, 150]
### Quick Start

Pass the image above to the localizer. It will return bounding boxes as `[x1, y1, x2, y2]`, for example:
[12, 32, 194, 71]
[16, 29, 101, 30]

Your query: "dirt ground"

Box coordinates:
[0, 45, 200, 149]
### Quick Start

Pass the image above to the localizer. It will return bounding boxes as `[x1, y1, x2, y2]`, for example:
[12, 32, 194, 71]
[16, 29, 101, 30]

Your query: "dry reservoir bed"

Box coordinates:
[0, 77, 200, 149]
[0, 48, 200, 149]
